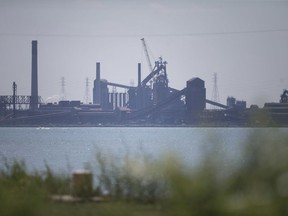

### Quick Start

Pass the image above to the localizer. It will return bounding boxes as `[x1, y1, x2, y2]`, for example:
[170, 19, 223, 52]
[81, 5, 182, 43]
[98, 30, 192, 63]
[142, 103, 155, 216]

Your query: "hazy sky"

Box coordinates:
[0, 0, 288, 107]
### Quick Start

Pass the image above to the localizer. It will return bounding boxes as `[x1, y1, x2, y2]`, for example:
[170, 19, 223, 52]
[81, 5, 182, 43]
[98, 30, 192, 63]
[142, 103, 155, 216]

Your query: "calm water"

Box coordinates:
[0, 127, 286, 173]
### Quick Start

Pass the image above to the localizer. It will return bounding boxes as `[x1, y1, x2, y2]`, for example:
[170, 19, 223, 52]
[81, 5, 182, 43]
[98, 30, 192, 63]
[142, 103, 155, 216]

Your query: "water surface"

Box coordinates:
[0, 127, 285, 173]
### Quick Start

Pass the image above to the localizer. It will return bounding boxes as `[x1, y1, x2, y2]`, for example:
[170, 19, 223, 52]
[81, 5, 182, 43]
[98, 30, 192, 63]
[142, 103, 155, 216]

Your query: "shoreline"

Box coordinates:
[0, 123, 287, 128]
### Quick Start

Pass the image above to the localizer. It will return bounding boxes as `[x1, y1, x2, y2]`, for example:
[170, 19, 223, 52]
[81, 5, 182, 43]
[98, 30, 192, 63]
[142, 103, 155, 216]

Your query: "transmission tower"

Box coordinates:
[60, 77, 66, 101]
[84, 77, 90, 104]
[13, 82, 17, 117]
[211, 73, 220, 109]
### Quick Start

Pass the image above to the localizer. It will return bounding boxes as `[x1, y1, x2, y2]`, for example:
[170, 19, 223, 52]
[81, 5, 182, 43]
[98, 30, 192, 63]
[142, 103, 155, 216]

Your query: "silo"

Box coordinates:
[186, 78, 206, 113]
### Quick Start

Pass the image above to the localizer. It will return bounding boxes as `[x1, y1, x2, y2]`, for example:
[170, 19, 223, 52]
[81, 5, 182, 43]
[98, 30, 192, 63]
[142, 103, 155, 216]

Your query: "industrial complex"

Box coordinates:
[0, 40, 288, 126]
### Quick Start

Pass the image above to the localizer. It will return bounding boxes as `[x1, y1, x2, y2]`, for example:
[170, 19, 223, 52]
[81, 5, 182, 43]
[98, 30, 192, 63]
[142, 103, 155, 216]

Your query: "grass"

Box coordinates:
[1, 129, 288, 215]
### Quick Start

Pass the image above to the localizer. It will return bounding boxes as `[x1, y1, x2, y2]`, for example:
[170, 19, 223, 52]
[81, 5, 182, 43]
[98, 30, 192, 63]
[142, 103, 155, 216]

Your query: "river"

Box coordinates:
[0, 127, 286, 173]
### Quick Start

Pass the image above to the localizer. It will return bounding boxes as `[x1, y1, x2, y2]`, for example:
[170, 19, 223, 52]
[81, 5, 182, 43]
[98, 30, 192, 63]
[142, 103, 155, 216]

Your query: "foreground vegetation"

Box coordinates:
[1, 130, 288, 216]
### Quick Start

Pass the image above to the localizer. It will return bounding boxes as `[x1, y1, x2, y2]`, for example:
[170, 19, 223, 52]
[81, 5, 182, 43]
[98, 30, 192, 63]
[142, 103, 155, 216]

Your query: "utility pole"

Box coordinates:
[13, 82, 17, 118]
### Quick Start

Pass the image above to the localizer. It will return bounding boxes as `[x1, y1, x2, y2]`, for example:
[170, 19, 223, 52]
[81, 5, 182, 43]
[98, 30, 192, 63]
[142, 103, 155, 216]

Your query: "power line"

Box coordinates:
[0, 28, 288, 38]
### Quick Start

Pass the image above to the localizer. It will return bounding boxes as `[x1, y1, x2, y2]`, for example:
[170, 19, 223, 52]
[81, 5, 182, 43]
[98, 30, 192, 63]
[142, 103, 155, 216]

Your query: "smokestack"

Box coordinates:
[30, 40, 38, 111]
[96, 62, 100, 80]
[93, 62, 101, 104]
[138, 63, 141, 87]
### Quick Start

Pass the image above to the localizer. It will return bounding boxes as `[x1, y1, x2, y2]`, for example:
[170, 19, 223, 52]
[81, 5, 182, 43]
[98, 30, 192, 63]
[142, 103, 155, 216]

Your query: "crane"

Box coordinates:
[141, 38, 153, 73]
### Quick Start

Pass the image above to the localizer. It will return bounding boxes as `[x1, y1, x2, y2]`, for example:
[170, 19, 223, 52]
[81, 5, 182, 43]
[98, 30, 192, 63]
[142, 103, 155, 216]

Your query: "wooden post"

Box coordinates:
[72, 170, 93, 198]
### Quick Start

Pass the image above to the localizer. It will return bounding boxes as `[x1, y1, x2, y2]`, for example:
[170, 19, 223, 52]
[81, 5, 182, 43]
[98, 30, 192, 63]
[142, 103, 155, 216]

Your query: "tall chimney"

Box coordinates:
[96, 62, 100, 80]
[30, 40, 38, 111]
[93, 62, 101, 104]
[138, 63, 141, 87]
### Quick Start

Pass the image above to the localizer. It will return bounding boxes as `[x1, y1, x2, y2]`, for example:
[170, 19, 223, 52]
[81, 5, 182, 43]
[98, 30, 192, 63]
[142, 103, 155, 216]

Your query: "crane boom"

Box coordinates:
[141, 38, 153, 72]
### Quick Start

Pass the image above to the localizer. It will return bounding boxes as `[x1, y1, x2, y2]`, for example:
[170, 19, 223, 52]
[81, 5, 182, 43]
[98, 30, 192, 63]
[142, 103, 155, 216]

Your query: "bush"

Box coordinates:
[1, 129, 288, 216]
[95, 151, 166, 203]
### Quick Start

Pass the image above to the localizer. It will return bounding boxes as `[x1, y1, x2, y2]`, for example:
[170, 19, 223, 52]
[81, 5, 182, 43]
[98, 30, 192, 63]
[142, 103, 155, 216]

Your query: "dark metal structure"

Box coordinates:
[280, 89, 288, 103]
[0, 40, 43, 120]
[91, 57, 229, 123]
[5, 39, 273, 126]
[0, 95, 43, 107]
[30, 40, 38, 111]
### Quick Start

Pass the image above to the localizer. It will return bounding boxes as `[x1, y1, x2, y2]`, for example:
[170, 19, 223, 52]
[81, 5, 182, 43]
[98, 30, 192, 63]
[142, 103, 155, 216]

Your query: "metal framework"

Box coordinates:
[141, 38, 153, 73]
[0, 95, 43, 105]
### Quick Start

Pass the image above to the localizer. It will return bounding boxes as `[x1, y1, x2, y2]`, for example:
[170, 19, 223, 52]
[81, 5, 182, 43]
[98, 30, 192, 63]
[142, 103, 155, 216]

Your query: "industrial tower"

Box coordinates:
[30, 40, 38, 111]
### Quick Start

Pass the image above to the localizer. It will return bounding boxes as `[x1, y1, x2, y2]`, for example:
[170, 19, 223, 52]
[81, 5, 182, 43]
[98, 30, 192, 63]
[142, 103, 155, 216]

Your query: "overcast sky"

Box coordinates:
[0, 0, 288, 107]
